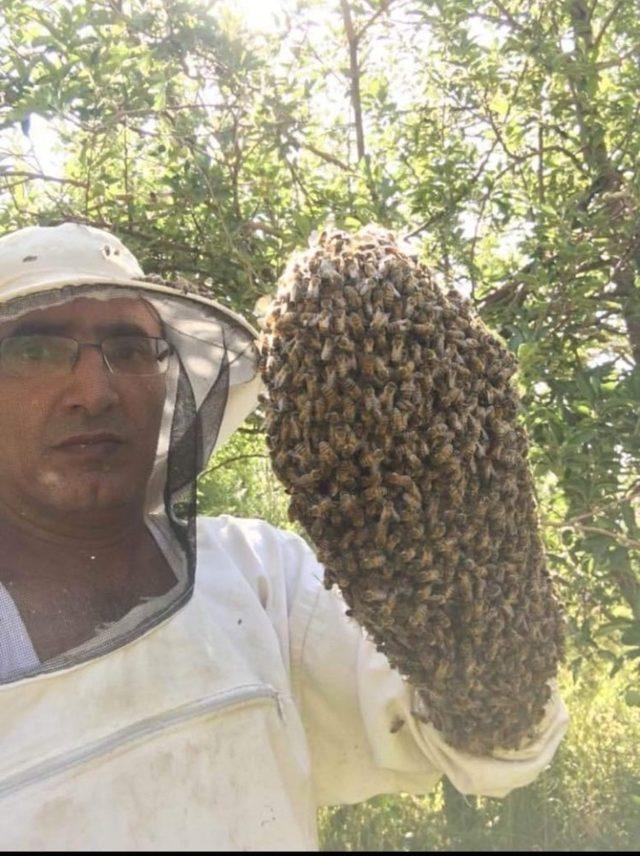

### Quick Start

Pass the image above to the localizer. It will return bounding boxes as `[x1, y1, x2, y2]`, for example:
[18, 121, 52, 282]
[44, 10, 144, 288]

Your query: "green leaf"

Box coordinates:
[624, 689, 640, 706]
[621, 624, 640, 646]
[595, 619, 635, 637]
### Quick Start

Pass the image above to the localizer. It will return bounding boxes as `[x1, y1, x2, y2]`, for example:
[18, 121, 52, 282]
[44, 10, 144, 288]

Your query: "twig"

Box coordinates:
[0, 169, 87, 188]
[204, 453, 267, 475]
[402, 140, 502, 240]
[355, 0, 394, 40]
[592, 0, 628, 52]
[489, 0, 526, 32]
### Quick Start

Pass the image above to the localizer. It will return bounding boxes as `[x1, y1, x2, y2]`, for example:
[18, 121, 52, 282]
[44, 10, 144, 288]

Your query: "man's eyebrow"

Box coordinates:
[8, 320, 156, 337]
[9, 320, 72, 336]
[94, 322, 157, 337]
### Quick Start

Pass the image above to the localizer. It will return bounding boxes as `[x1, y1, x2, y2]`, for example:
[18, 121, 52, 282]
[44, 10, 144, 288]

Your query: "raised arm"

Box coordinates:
[258, 225, 567, 760]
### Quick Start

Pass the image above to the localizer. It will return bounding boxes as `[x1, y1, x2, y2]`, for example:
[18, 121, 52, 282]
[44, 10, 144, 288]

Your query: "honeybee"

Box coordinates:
[360, 447, 384, 472]
[344, 288, 362, 311]
[408, 603, 430, 629]
[394, 360, 416, 381]
[363, 482, 387, 502]
[280, 415, 301, 443]
[412, 322, 434, 337]
[335, 353, 355, 379]
[390, 337, 404, 363]
[317, 310, 332, 334]
[342, 399, 357, 423]
[294, 468, 321, 489]
[399, 545, 417, 561]
[339, 493, 365, 526]
[335, 334, 356, 354]
[359, 352, 376, 377]
[379, 382, 397, 412]
[363, 387, 382, 417]
[385, 532, 401, 551]
[434, 443, 454, 464]
[391, 408, 408, 432]
[382, 281, 400, 305]
[362, 553, 386, 570]
[310, 497, 333, 519]
[295, 399, 313, 425]
[369, 309, 388, 332]
[321, 339, 333, 362]
[313, 398, 327, 422]
[335, 460, 358, 486]
[389, 319, 410, 334]
[356, 278, 374, 299]
[318, 441, 338, 468]
[385, 472, 413, 491]
[372, 356, 389, 381]
[345, 316, 364, 347]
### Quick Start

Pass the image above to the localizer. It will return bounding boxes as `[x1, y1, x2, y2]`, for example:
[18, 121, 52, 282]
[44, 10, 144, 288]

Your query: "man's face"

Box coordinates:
[0, 296, 167, 523]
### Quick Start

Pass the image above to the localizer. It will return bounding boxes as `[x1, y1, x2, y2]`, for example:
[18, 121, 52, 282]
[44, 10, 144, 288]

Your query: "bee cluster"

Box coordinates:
[258, 226, 565, 755]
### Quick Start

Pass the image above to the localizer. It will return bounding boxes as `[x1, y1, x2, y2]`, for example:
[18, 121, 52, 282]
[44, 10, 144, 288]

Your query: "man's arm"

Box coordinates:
[278, 523, 569, 806]
[259, 225, 566, 758]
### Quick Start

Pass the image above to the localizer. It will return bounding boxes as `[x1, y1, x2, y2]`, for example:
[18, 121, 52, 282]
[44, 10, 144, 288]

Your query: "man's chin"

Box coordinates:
[36, 470, 140, 515]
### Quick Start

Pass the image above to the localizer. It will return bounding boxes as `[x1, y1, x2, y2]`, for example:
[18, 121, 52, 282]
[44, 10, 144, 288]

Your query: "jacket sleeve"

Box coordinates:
[280, 526, 570, 807]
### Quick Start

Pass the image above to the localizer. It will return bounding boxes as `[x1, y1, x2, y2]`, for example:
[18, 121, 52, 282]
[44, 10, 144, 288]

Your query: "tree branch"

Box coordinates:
[402, 139, 501, 240]
[592, 0, 628, 52]
[0, 169, 88, 188]
[297, 138, 351, 171]
[489, 0, 526, 32]
[355, 0, 394, 40]
[204, 453, 267, 475]
[340, 0, 366, 162]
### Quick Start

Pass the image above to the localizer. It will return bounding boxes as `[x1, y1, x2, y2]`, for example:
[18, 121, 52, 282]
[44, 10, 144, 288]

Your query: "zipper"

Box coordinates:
[0, 683, 283, 801]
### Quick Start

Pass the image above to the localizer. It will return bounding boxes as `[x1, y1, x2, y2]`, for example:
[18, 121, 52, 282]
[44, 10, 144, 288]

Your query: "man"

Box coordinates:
[0, 222, 568, 850]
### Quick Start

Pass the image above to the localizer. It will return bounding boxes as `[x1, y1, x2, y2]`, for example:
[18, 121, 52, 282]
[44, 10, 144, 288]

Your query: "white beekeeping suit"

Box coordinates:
[0, 223, 569, 851]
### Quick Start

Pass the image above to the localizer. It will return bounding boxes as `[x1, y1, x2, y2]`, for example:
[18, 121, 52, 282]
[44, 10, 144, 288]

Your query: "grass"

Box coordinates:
[317, 663, 640, 851]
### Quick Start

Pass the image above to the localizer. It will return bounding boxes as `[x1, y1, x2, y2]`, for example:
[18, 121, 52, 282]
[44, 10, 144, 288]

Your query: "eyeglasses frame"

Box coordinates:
[0, 333, 174, 377]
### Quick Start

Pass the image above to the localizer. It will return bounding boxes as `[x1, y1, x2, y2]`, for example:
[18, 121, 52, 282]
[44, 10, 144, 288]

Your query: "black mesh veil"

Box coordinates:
[0, 279, 260, 683]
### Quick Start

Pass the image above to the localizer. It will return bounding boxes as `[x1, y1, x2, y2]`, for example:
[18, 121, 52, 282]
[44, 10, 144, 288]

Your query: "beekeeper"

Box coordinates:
[0, 222, 569, 851]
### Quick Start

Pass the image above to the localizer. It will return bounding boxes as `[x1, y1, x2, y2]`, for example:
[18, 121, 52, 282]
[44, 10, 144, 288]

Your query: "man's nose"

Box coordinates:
[61, 343, 121, 414]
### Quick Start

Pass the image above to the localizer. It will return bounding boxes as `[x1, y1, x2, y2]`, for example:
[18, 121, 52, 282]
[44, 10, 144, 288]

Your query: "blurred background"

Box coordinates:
[1, 0, 639, 848]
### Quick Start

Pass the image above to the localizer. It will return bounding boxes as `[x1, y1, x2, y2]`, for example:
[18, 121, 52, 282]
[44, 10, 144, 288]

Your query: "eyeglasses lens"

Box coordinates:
[102, 336, 169, 375]
[0, 335, 76, 377]
[0, 335, 171, 377]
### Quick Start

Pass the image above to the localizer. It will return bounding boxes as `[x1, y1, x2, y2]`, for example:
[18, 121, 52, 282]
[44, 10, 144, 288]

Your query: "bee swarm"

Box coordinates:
[258, 226, 565, 755]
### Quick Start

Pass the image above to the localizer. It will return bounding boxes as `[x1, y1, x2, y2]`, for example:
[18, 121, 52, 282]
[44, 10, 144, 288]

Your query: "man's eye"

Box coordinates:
[20, 343, 49, 361]
[112, 341, 152, 359]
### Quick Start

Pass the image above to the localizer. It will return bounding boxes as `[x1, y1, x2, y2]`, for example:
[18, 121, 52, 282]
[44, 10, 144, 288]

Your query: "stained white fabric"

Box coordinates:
[0, 514, 569, 851]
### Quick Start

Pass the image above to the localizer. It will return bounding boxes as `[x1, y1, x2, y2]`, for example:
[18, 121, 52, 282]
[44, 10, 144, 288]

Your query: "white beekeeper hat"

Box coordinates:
[0, 222, 263, 453]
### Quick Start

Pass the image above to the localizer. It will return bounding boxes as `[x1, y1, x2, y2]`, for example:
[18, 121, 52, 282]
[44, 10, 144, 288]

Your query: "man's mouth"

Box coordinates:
[54, 432, 126, 451]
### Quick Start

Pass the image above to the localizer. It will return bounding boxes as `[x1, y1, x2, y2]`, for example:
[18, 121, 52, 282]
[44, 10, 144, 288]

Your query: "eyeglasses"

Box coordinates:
[0, 334, 173, 378]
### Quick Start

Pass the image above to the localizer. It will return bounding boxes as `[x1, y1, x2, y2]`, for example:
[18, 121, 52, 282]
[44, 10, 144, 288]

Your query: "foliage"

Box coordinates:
[319, 660, 640, 852]
[198, 423, 293, 530]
